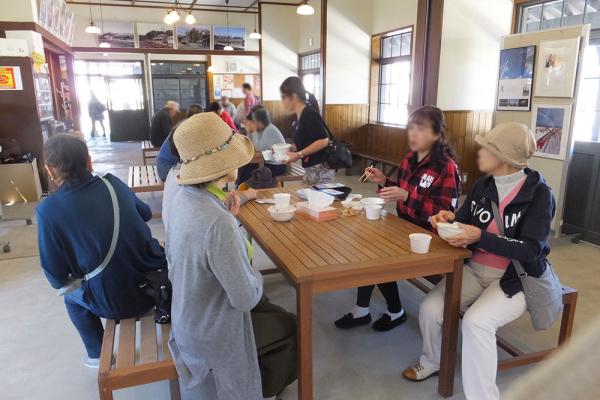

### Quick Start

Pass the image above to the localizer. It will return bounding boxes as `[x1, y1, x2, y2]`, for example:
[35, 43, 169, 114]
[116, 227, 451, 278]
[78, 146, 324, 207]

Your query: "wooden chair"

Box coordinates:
[407, 278, 578, 370]
[98, 311, 180, 400]
[128, 165, 164, 193]
[142, 140, 160, 165]
[276, 163, 306, 186]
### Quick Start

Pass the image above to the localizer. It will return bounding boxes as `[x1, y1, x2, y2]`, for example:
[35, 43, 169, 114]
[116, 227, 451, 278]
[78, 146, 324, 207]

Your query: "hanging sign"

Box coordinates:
[0, 66, 23, 90]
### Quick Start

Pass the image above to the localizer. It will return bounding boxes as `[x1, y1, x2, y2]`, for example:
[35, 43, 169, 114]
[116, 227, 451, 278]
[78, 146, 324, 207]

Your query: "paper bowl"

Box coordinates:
[437, 222, 463, 240]
[361, 197, 385, 206]
[306, 190, 335, 209]
[409, 233, 432, 254]
[346, 194, 363, 201]
[268, 205, 296, 222]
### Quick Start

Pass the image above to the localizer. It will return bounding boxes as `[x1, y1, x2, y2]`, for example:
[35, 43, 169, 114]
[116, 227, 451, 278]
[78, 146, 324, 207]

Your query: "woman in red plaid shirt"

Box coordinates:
[335, 106, 461, 332]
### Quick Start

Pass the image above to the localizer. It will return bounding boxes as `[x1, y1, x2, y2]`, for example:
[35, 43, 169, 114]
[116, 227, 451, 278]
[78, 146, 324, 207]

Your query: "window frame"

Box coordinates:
[370, 26, 414, 127]
[515, 0, 600, 33]
[298, 49, 322, 104]
[149, 60, 209, 114]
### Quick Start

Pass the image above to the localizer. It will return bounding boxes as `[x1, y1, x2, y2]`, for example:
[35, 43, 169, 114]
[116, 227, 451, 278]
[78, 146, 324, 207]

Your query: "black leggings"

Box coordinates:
[356, 282, 402, 313]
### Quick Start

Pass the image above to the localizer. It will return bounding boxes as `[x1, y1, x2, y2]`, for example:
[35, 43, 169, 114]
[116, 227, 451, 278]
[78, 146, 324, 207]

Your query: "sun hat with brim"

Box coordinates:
[475, 122, 536, 169]
[174, 112, 254, 185]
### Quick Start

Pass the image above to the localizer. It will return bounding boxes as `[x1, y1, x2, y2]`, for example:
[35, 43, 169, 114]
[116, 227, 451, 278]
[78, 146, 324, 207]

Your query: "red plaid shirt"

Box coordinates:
[385, 152, 461, 229]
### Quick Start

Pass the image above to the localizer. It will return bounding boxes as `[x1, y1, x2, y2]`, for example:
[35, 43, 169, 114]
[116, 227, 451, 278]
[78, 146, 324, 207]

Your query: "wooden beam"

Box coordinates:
[320, 0, 327, 116]
[0, 21, 73, 54]
[259, 2, 264, 101]
[72, 47, 259, 56]
[65, 1, 258, 14]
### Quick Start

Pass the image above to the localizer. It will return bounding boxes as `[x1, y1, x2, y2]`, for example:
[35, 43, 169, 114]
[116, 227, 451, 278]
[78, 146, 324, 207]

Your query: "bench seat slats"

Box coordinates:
[161, 324, 172, 361]
[116, 318, 136, 369]
[139, 313, 158, 365]
[99, 319, 116, 374]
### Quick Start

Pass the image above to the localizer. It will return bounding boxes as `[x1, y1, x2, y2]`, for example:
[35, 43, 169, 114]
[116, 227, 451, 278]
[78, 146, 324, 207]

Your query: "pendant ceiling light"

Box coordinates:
[223, 2, 233, 50]
[163, 1, 181, 25]
[98, 0, 111, 48]
[85, 0, 101, 34]
[297, 0, 315, 15]
[185, 11, 196, 25]
[249, 13, 261, 39]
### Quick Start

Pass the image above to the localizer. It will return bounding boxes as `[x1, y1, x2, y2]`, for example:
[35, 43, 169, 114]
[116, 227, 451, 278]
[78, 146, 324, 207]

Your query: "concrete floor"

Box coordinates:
[1, 138, 599, 400]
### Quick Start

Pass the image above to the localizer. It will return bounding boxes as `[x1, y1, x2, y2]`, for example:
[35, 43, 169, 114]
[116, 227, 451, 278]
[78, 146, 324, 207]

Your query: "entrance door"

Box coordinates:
[105, 76, 148, 141]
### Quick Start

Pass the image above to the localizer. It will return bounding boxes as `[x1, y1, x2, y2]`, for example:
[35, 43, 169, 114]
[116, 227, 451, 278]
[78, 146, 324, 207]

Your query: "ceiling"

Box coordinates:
[66, 0, 302, 12]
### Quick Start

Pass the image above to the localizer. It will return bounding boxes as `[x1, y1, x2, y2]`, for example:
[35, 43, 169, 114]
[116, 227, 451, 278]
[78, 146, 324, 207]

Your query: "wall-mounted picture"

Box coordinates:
[176, 25, 211, 49]
[497, 45, 535, 111]
[531, 103, 572, 160]
[98, 22, 135, 48]
[214, 26, 245, 50]
[138, 23, 174, 49]
[535, 37, 580, 98]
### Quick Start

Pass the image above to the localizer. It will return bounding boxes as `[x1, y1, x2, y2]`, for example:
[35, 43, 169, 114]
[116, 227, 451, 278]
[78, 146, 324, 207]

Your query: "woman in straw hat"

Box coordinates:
[162, 112, 297, 400]
[402, 122, 556, 400]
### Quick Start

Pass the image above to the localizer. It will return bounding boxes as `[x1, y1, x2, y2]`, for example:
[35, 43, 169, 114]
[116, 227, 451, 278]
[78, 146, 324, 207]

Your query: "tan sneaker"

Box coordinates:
[402, 363, 439, 382]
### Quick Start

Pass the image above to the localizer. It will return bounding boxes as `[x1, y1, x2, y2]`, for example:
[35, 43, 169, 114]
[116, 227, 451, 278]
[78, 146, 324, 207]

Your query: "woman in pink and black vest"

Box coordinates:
[335, 106, 461, 332]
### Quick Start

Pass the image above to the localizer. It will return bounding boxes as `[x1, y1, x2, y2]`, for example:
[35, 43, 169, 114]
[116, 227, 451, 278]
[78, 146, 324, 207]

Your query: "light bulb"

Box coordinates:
[297, 2, 314, 15]
[85, 22, 101, 34]
[223, 44, 234, 51]
[98, 41, 111, 48]
[249, 30, 262, 39]
[207, 65, 214, 73]
[185, 11, 196, 25]
[169, 9, 180, 23]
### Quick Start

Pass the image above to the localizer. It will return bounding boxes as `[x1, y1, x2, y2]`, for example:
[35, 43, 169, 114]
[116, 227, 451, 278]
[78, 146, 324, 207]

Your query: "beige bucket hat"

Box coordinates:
[174, 112, 253, 185]
[475, 122, 536, 169]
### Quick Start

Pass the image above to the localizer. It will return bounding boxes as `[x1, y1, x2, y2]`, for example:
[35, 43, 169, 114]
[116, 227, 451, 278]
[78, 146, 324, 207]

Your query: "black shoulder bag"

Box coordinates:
[315, 113, 353, 170]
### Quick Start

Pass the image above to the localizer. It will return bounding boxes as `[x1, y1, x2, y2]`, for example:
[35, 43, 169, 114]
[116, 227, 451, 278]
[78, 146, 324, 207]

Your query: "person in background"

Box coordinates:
[36, 134, 166, 368]
[237, 105, 287, 185]
[156, 104, 203, 181]
[335, 106, 461, 332]
[279, 76, 333, 185]
[243, 82, 257, 116]
[234, 101, 248, 131]
[220, 95, 236, 119]
[163, 113, 297, 400]
[88, 93, 106, 138]
[403, 122, 555, 400]
[208, 101, 237, 131]
[150, 100, 180, 147]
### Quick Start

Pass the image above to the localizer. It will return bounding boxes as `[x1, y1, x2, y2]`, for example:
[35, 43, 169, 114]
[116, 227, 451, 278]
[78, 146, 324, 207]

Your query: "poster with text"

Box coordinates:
[0, 67, 23, 90]
[497, 46, 535, 111]
[531, 104, 572, 160]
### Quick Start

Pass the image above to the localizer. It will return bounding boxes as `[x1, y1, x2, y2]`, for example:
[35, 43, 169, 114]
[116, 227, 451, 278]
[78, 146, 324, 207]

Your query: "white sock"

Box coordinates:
[351, 305, 370, 318]
[385, 309, 405, 321]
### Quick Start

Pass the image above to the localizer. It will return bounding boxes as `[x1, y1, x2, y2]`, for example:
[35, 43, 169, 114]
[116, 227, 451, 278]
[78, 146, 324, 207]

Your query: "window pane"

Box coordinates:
[542, 0, 564, 29]
[563, 0, 585, 25]
[585, 0, 600, 28]
[382, 37, 392, 58]
[391, 35, 401, 57]
[521, 4, 543, 32]
[400, 33, 411, 56]
[378, 60, 410, 125]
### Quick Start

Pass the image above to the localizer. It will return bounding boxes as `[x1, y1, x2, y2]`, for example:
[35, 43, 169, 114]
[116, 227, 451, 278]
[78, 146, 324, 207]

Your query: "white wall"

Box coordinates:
[372, 0, 417, 34]
[298, 0, 322, 54]
[210, 55, 260, 73]
[326, 0, 372, 104]
[0, 0, 38, 23]
[437, 0, 513, 110]
[261, 4, 299, 100]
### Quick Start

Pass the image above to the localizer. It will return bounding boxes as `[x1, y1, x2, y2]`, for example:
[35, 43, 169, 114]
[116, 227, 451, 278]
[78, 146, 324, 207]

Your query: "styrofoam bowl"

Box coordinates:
[409, 233, 432, 254]
[268, 205, 296, 222]
[361, 197, 386, 206]
[436, 222, 463, 240]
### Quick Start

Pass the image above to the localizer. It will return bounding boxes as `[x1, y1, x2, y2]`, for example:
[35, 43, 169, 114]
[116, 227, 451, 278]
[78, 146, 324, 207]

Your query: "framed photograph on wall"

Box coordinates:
[497, 45, 535, 111]
[98, 22, 135, 48]
[214, 26, 245, 50]
[138, 23, 174, 49]
[176, 25, 211, 49]
[531, 103, 572, 160]
[534, 38, 580, 98]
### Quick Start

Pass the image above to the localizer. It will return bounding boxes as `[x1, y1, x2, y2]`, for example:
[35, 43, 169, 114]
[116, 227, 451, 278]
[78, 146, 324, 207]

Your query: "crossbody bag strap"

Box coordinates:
[490, 200, 527, 277]
[84, 176, 120, 280]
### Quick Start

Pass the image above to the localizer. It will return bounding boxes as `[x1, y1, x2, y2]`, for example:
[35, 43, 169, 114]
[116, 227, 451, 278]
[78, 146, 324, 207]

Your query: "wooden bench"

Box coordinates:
[276, 163, 306, 186]
[128, 165, 164, 193]
[407, 277, 578, 370]
[142, 140, 160, 165]
[98, 311, 180, 400]
[351, 149, 402, 177]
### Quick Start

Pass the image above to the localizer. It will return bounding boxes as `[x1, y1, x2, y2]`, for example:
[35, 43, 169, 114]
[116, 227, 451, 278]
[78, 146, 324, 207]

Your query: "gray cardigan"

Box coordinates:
[162, 169, 264, 399]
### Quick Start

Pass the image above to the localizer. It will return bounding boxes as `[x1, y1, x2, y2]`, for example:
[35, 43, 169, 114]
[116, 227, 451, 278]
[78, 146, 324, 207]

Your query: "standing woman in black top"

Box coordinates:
[280, 76, 335, 185]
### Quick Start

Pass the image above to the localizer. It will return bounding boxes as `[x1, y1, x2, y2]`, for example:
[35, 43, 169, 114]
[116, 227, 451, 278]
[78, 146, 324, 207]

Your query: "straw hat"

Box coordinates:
[174, 112, 253, 185]
[475, 122, 536, 169]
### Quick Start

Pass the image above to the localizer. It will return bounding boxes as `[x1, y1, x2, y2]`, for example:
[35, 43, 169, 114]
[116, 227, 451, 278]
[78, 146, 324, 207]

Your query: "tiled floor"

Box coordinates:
[1, 137, 599, 400]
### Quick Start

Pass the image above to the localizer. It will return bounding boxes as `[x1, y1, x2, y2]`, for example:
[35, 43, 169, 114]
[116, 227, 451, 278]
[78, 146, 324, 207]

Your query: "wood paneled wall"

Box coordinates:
[262, 100, 296, 139]
[323, 104, 369, 143]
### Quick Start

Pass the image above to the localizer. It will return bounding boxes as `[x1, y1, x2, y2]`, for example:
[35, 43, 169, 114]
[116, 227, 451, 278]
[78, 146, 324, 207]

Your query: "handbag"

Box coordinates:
[491, 201, 563, 331]
[316, 114, 353, 170]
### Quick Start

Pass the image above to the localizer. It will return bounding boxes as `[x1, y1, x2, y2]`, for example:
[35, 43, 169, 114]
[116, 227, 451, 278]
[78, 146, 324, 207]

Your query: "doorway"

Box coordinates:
[150, 61, 208, 114]
[74, 60, 148, 141]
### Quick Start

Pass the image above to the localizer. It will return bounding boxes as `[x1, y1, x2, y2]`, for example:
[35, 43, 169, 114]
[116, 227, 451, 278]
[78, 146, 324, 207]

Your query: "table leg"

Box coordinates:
[438, 259, 464, 397]
[297, 283, 313, 400]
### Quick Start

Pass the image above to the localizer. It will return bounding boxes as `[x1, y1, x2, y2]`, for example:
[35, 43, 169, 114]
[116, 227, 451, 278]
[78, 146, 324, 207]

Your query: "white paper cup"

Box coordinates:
[273, 193, 291, 210]
[409, 233, 432, 254]
[262, 149, 273, 162]
[364, 204, 382, 220]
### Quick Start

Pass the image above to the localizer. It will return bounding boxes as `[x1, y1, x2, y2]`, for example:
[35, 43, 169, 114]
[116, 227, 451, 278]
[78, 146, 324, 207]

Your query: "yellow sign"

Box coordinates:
[0, 66, 23, 90]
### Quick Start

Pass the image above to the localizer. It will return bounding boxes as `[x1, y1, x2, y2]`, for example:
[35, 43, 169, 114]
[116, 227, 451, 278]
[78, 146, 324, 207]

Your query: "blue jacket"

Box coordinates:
[456, 169, 555, 297]
[36, 173, 167, 319]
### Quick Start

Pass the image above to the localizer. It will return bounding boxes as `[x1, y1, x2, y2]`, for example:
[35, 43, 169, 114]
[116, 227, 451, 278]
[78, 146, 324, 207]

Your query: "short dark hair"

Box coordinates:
[242, 83, 252, 91]
[207, 101, 221, 114]
[187, 104, 203, 117]
[43, 134, 90, 183]
[251, 106, 271, 127]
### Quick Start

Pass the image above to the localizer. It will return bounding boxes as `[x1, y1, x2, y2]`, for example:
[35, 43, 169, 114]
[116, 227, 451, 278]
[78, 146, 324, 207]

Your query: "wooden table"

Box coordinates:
[238, 188, 471, 400]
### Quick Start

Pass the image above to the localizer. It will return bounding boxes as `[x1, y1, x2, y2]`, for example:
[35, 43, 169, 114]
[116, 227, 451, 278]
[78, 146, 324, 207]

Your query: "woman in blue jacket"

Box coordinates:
[37, 134, 167, 368]
[402, 122, 555, 400]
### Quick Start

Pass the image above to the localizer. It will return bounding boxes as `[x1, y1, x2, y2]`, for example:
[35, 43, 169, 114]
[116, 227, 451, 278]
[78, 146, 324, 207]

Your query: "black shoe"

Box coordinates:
[334, 313, 372, 329]
[372, 312, 407, 332]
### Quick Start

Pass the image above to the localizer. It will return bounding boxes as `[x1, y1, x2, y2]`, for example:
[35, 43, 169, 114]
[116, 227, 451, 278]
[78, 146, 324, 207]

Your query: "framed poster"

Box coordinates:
[535, 38, 580, 98]
[98, 22, 135, 48]
[214, 26, 245, 50]
[497, 45, 535, 111]
[176, 25, 211, 49]
[531, 103, 572, 160]
[0, 66, 23, 91]
[138, 23, 174, 49]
